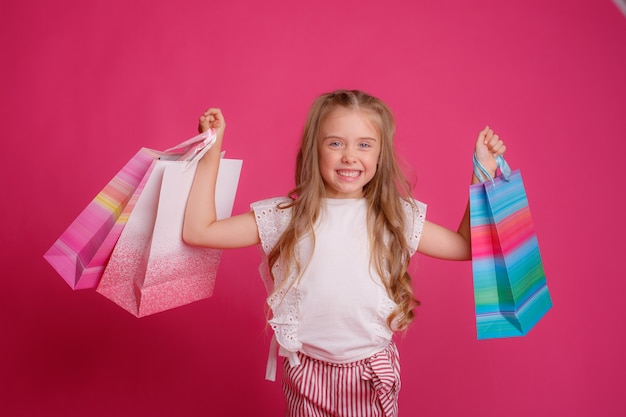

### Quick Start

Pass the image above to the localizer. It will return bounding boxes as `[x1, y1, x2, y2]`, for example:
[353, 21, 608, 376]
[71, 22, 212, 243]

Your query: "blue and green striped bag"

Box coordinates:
[469, 156, 552, 340]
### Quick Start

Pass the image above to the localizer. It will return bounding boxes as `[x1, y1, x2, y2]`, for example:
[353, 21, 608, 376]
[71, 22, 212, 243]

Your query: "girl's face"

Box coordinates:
[317, 108, 381, 199]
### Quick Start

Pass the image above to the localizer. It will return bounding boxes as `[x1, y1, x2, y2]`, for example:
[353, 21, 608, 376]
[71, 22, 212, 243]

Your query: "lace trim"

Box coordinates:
[402, 199, 427, 255]
[267, 281, 301, 352]
[251, 197, 301, 352]
[252, 197, 292, 255]
[374, 290, 396, 338]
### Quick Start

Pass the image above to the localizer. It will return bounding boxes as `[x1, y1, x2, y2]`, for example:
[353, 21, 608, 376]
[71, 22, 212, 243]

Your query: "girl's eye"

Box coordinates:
[359, 142, 372, 149]
[329, 141, 342, 148]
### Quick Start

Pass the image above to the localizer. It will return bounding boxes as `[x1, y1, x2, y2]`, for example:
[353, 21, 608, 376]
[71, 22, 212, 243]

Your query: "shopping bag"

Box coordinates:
[469, 155, 552, 339]
[96, 156, 242, 317]
[44, 147, 160, 289]
[44, 131, 216, 290]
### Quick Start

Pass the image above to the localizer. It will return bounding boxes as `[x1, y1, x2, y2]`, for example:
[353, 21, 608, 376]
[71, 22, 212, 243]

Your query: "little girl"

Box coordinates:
[183, 89, 505, 417]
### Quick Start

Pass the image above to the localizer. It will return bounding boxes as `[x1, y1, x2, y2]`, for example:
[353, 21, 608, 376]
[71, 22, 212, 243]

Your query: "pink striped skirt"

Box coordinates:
[282, 342, 401, 417]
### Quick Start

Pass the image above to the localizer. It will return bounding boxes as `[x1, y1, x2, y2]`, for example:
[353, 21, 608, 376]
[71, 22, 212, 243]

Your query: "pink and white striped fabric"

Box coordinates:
[282, 342, 401, 417]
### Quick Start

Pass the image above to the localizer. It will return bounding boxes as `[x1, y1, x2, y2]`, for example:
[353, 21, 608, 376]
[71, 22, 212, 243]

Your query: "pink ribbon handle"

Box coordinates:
[162, 129, 218, 170]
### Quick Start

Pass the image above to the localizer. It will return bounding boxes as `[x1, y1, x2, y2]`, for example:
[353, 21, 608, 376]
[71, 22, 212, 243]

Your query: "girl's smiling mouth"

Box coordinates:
[337, 170, 361, 178]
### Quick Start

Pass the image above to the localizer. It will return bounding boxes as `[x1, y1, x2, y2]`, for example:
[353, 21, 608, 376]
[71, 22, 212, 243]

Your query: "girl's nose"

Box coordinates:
[342, 149, 356, 164]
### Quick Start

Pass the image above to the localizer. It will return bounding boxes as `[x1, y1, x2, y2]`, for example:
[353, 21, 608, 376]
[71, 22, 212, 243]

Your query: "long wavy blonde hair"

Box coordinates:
[268, 89, 419, 331]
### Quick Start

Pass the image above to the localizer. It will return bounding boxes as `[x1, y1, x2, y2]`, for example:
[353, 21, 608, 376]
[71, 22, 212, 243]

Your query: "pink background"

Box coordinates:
[2, 0, 625, 416]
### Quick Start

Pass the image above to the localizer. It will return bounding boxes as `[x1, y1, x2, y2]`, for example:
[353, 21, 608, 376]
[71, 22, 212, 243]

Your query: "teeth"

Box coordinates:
[337, 170, 360, 177]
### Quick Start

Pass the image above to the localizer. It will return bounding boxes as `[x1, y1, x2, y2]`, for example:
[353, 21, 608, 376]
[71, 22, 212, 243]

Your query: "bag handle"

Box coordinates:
[161, 129, 218, 170]
[473, 153, 512, 185]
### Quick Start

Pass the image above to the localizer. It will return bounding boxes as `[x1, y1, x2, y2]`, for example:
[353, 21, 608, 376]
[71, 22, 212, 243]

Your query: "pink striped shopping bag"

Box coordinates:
[44, 131, 216, 290]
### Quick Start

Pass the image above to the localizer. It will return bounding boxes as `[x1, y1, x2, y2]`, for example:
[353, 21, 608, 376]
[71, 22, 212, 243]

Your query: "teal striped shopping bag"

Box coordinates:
[469, 156, 552, 339]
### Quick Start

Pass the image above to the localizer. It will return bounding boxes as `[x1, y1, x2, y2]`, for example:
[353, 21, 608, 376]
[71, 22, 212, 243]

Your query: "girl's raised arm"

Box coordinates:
[417, 126, 506, 261]
[182, 108, 260, 249]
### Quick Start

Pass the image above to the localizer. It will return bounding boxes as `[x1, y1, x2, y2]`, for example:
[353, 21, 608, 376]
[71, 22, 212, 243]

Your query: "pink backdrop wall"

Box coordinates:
[2, 0, 625, 416]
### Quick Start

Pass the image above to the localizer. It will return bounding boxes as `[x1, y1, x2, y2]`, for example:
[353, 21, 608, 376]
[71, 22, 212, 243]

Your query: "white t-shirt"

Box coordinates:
[252, 197, 426, 366]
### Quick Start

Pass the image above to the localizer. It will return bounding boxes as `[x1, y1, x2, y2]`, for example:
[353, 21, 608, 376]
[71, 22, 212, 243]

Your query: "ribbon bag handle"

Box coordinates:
[161, 129, 218, 170]
[473, 153, 512, 185]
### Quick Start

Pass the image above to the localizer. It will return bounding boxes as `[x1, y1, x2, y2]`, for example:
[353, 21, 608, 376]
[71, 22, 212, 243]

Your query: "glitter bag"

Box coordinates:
[96, 154, 241, 317]
[469, 155, 552, 339]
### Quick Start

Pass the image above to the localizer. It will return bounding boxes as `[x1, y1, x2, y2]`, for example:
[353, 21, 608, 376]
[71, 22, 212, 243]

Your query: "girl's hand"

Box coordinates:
[474, 126, 506, 178]
[198, 108, 227, 143]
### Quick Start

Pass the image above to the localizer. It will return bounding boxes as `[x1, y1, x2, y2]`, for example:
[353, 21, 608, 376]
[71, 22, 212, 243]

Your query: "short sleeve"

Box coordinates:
[250, 197, 293, 255]
[402, 198, 427, 256]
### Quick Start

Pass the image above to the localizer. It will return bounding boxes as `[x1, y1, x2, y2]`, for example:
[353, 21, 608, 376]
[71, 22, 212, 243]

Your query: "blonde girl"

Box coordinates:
[183, 89, 505, 417]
